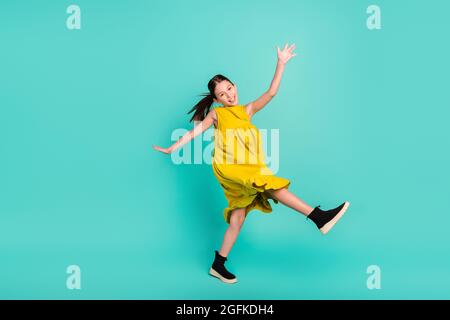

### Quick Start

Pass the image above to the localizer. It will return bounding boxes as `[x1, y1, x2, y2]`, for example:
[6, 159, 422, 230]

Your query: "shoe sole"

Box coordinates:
[209, 268, 238, 284]
[319, 201, 350, 235]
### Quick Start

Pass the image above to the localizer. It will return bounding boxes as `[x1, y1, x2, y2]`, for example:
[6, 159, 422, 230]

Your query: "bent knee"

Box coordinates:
[267, 187, 287, 198]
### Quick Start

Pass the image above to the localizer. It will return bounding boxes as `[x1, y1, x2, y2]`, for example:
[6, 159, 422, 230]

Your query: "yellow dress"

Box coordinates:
[212, 105, 291, 224]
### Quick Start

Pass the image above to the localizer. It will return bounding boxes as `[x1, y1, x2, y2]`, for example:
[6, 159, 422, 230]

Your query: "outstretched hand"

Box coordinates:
[277, 43, 297, 64]
[153, 145, 172, 154]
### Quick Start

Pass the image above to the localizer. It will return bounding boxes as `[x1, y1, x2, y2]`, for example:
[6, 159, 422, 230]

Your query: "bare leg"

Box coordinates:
[219, 208, 246, 257]
[266, 188, 314, 216]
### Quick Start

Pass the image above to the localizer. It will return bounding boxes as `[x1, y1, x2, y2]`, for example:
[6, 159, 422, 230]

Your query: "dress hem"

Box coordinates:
[223, 179, 291, 224]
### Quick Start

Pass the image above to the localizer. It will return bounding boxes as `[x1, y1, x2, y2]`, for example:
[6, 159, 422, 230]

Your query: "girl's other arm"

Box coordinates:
[153, 109, 216, 154]
[246, 43, 296, 118]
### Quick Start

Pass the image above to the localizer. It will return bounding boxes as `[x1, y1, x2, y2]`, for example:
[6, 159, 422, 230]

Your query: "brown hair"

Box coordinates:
[187, 74, 234, 122]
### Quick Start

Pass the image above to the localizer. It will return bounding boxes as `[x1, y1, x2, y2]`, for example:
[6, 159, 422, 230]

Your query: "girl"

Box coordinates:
[153, 43, 350, 284]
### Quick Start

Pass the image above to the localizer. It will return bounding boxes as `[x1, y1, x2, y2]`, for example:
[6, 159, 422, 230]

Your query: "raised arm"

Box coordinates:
[245, 43, 297, 118]
[153, 109, 216, 154]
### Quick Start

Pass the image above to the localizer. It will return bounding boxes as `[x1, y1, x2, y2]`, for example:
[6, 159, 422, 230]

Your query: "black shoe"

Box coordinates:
[209, 250, 238, 284]
[307, 201, 350, 234]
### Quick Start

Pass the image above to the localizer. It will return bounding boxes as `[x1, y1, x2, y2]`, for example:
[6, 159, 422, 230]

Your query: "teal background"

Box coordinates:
[1, 0, 449, 299]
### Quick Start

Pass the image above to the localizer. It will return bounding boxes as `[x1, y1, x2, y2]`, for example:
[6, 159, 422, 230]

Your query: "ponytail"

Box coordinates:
[187, 74, 232, 123]
[187, 93, 214, 123]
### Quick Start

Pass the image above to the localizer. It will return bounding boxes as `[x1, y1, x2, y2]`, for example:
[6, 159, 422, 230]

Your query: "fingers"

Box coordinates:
[153, 146, 165, 153]
[288, 43, 296, 52]
[280, 43, 296, 53]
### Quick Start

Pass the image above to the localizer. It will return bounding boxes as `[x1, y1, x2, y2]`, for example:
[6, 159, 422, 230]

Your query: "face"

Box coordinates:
[213, 80, 238, 106]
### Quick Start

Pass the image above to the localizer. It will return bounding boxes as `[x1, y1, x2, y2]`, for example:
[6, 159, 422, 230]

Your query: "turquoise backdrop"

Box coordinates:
[1, 0, 449, 299]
